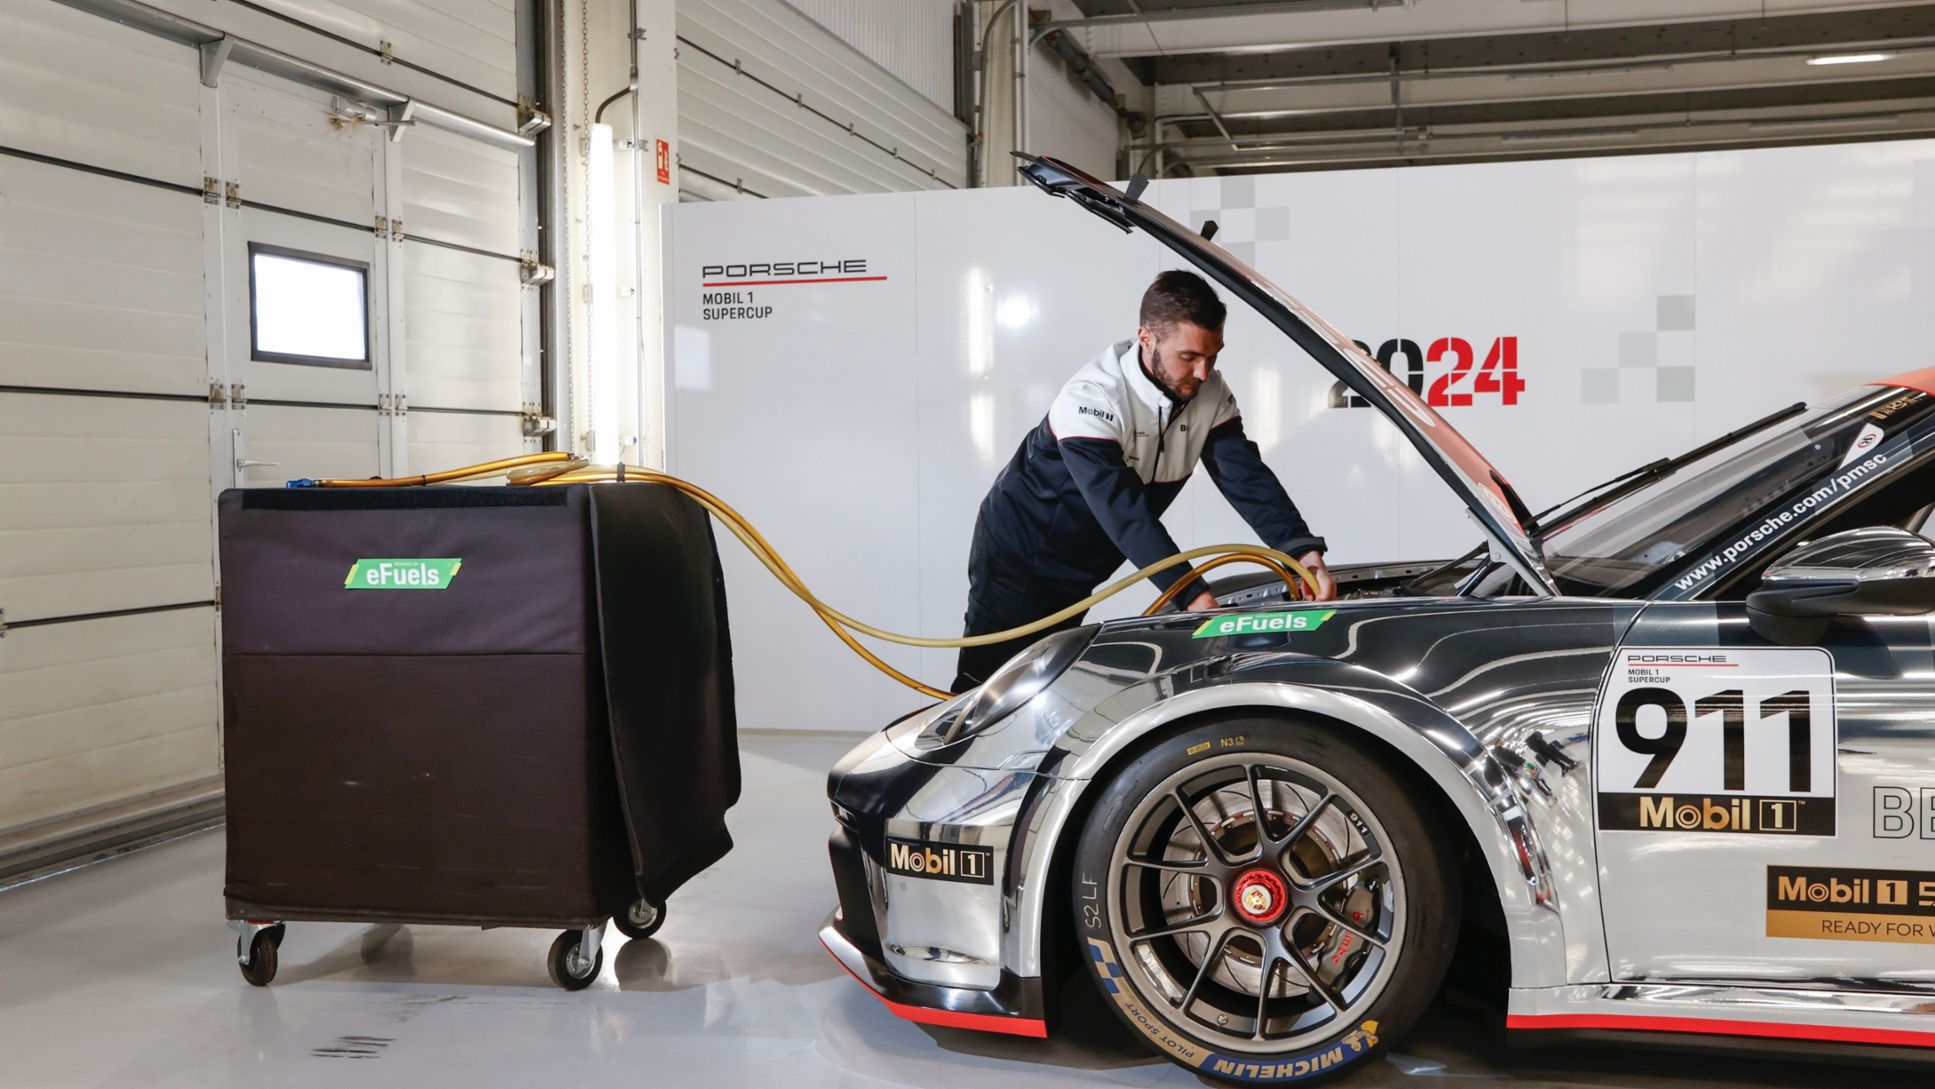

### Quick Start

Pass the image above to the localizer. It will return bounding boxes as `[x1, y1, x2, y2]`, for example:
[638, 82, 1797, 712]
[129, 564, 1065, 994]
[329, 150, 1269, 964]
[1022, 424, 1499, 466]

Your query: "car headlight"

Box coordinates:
[939, 625, 1099, 743]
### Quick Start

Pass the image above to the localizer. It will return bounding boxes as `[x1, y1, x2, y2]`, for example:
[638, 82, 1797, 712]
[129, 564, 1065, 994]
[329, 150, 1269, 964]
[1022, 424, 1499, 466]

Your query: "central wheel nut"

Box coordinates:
[1231, 868, 1288, 926]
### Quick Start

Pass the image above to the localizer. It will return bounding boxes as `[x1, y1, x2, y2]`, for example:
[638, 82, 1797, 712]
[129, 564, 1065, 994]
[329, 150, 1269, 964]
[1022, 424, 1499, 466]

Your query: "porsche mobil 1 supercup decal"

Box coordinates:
[1596, 647, 1837, 836]
[1083, 938, 1380, 1082]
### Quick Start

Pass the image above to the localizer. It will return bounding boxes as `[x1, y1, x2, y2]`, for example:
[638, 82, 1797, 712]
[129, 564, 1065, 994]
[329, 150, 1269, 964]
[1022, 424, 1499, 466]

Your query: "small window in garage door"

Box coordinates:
[247, 243, 371, 368]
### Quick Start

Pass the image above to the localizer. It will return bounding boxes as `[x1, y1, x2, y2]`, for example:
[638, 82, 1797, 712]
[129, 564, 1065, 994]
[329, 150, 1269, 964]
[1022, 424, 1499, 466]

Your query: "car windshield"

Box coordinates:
[1535, 386, 1933, 597]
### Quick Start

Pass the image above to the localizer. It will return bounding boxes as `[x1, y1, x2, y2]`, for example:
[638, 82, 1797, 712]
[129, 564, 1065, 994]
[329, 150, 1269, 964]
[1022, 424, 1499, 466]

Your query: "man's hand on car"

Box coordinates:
[1300, 550, 1337, 601]
[1185, 550, 1335, 610]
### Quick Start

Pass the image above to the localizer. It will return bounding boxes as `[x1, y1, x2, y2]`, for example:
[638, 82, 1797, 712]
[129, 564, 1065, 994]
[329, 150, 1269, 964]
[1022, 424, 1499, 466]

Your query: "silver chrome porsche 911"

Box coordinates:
[821, 155, 1935, 1084]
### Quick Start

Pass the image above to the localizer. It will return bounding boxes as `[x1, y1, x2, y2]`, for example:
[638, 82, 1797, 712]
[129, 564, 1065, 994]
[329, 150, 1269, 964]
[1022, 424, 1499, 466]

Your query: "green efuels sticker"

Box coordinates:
[1191, 608, 1335, 639]
[345, 558, 462, 590]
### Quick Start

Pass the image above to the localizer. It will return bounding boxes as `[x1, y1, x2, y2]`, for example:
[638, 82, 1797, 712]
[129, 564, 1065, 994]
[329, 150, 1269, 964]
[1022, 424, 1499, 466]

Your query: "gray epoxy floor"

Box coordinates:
[0, 735, 1900, 1088]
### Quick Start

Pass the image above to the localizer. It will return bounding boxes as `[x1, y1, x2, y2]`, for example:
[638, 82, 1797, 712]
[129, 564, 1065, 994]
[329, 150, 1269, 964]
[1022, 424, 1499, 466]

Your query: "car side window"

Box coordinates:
[1709, 454, 1935, 600]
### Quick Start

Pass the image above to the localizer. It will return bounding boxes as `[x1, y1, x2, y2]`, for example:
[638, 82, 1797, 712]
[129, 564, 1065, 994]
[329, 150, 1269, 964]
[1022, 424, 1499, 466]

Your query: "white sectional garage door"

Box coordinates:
[0, 0, 222, 837]
[0, 0, 539, 853]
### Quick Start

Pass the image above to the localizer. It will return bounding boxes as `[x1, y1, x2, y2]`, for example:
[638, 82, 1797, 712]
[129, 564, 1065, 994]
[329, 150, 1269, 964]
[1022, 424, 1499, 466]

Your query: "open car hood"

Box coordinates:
[1017, 153, 1557, 595]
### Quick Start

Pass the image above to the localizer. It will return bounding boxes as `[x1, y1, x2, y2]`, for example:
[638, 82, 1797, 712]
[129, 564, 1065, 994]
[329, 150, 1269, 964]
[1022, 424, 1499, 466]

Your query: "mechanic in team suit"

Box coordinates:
[952, 269, 1337, 693]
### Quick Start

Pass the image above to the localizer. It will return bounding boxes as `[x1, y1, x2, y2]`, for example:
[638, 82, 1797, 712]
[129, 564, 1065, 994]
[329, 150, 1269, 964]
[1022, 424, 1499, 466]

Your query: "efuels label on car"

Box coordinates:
[1595, 647, 1837, 835]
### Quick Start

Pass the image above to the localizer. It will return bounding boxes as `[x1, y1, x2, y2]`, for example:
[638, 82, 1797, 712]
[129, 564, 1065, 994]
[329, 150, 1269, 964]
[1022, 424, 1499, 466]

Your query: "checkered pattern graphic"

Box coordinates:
[1171, 183, 1698, 408]
[1583, 294, 1697, 404]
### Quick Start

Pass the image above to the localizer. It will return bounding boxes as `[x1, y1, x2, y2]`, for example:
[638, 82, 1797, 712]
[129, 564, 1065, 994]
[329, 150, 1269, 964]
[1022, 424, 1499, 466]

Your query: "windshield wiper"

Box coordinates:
[1407, 400, 1808, 593]
[1526, 400, 1807, 535]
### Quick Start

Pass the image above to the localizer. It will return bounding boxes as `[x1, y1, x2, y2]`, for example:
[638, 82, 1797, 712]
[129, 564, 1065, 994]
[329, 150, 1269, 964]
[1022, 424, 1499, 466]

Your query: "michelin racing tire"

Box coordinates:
[1072, 717, 1459, 1086]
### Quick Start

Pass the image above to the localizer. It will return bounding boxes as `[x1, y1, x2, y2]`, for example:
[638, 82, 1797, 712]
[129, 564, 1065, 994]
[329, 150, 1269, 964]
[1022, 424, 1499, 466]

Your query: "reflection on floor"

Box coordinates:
[0, 735, 1913, 1087]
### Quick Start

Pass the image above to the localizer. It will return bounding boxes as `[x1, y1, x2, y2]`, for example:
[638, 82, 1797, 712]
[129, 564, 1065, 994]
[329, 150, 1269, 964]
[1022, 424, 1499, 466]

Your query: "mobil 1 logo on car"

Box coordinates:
[1595, 647, 1837, 836]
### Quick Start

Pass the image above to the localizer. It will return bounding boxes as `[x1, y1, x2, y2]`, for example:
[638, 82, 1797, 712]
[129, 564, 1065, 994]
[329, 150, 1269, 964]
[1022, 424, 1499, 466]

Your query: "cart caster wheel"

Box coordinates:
[548, 929, 603, 990]
[613, 897, 665, 941]
[239, 928, 281, 987]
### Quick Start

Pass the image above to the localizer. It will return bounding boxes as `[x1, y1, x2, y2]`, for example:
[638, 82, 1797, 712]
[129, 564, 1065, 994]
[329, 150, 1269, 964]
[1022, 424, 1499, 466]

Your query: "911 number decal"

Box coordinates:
[1595, 647, 1837, 836]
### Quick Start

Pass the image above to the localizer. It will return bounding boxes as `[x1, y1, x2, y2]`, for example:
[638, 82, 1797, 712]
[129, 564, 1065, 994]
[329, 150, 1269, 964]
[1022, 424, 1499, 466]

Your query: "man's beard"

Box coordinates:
[1144, 345, 1196, 402]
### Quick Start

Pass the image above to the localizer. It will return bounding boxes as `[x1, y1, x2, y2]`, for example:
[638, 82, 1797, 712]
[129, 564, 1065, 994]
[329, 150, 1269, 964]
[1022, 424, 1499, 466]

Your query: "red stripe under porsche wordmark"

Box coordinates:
[1509, 1013, 1935, 1049]
[701, 275, 888, 287]
[820, 937, 1049, 1038]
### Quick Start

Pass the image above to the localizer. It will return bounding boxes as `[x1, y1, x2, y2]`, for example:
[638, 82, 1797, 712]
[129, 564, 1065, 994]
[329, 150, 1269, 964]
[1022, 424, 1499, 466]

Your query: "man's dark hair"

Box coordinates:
[1139, 270, 1226, 334]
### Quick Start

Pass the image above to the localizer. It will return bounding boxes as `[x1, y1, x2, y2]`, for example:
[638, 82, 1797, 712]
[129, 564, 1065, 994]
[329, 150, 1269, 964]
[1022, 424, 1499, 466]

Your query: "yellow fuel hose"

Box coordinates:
[299, 451, 585, 488]
[300, 454, 1317, 698]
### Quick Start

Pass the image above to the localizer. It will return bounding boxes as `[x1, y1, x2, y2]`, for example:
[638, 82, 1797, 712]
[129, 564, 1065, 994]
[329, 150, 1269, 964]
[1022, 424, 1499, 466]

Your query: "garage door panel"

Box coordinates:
[0, 396, 214, 622]
[232, 88, 379, 224]
[403, 244, 521, 410]
[406, 411, 525, 476]
[0, 168, 203, 271]
[3, 480, 208, 534]
[0, 250, 203, 322]
[237, 405, 382, 487]
[0, 0, 201, 184]
[0, 161, 206, 397]
[0, 608, 219, 833]
[242, 0, 517, 103]
[403, 126, 521, 254]
[1, 525, 212, 621]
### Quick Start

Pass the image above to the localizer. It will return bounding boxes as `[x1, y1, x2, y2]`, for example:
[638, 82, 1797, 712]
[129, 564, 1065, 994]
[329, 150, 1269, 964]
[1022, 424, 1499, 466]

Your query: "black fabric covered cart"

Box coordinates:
[215, 483, 738, 988]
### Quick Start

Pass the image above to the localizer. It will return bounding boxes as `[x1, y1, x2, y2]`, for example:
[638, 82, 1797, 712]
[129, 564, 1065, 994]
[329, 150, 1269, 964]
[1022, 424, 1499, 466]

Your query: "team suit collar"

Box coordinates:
[1116, 339, 1181, 413]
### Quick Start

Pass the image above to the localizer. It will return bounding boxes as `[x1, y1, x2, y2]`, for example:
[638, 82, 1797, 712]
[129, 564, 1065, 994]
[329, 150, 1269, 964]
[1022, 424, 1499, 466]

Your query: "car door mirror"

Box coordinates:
[1747, 527, 1935, 644]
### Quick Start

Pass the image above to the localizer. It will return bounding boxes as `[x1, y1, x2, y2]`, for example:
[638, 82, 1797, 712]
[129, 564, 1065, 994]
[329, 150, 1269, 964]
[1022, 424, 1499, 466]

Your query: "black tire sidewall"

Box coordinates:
[549, 931, 601, 990]
[1071, 716, 1459, 1086]
[241, 933, 278, 986]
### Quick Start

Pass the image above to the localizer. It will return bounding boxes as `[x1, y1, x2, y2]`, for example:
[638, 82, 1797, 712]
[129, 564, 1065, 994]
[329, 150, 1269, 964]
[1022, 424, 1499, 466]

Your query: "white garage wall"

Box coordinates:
[1024, 0, 1123, 182]
[677, 0, 968, 199]
[786, 0, 958, 112]
[664, 138, 1935, 732]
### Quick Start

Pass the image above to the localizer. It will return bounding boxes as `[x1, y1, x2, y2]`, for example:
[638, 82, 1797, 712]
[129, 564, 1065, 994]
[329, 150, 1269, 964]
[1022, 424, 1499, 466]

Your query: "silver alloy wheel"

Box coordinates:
[1104, 752, 1405, 1056]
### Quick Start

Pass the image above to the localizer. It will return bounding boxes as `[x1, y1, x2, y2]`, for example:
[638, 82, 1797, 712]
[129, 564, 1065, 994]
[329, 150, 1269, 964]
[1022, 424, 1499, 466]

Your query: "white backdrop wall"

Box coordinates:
[664, 139, 1935, 732]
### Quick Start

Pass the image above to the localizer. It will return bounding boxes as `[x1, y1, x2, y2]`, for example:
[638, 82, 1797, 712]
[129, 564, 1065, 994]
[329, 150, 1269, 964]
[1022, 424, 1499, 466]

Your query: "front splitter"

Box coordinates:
[819, 911, 1047, 1038]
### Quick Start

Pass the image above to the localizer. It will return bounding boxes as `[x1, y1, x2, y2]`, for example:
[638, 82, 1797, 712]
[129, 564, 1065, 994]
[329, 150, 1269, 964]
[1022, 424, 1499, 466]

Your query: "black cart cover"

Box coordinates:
[217, 484, 737, 925]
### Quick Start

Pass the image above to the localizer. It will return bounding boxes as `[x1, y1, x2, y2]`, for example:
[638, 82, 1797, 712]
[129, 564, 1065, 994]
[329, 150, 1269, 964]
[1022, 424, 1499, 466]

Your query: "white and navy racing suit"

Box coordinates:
[954, 339, 1326, 691]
